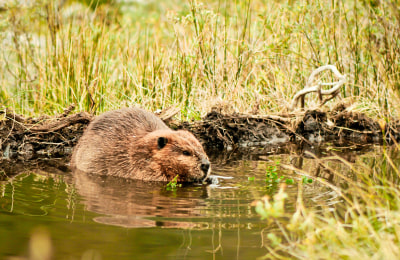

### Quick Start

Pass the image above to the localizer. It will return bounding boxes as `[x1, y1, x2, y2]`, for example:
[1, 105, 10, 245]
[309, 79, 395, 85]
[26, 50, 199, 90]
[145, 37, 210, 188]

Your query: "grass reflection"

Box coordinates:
[254, 145, 400, 259]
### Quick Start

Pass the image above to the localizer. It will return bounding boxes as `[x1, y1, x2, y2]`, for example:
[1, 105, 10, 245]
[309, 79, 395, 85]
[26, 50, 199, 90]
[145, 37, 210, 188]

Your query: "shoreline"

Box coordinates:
[1, 104, 398, 163]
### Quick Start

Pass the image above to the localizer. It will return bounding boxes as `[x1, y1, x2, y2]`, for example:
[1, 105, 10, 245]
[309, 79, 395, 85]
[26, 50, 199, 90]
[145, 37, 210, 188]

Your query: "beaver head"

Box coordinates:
[128, 129, 211, 183]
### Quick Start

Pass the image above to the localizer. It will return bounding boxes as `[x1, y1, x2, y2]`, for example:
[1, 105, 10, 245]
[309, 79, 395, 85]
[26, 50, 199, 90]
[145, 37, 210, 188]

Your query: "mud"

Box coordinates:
[184, 105, 399, 149]
[1, 104, 399, 164]
[0, 107, 92, 161]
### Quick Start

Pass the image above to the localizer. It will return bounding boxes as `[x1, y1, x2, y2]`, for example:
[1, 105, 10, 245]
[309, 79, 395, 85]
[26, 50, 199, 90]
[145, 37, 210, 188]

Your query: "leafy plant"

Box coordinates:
[265, 161, 301, 191]
[302, 176, 313, 184]
[166, 175, 182, 191]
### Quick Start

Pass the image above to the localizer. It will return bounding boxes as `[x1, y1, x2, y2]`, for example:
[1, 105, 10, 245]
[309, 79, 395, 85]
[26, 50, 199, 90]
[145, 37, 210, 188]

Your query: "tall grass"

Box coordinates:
[0, 0, 399, 119]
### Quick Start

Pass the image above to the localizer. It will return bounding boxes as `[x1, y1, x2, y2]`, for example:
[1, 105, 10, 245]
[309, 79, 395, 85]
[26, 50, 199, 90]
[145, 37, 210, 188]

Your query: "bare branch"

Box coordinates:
[290, 65, 347, 111]
[30, 112, 92, 133]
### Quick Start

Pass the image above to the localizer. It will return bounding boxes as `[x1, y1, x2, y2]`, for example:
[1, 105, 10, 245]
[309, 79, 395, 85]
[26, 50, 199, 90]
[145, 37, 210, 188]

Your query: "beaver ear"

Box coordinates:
[157, 137, 168, 149]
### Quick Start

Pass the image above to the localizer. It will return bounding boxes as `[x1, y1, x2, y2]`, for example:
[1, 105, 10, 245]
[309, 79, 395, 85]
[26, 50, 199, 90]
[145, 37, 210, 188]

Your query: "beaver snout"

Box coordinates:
[200, 158, 211, 177]
[201, 160, 210, 174]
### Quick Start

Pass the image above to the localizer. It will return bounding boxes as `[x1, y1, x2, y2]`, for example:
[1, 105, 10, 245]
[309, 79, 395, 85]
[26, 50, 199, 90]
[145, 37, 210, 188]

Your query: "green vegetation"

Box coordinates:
[1, 0, 400, 119]
[166, 174, 182, 190]
[301, 175, 313, 184]
[265, 161, 311, 193]
[266, 161, 281, 184]
[254, 144, 400, 259]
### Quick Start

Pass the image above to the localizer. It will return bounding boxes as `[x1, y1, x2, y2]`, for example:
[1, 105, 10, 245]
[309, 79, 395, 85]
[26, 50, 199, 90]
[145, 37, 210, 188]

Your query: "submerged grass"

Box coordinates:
[0, 0, 400, 119]
[254, 144, 400, 259]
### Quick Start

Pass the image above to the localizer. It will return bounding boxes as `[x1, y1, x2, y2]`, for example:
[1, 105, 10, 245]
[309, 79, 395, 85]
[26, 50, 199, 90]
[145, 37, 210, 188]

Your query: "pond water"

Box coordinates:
[0, 144, 395, 259]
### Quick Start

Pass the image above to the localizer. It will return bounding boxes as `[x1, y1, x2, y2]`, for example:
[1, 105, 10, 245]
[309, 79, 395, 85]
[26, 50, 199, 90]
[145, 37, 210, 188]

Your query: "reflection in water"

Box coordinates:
[73, 171, 209, 228]
[0, 143, 398, 259]
[72, 143, 371, 230]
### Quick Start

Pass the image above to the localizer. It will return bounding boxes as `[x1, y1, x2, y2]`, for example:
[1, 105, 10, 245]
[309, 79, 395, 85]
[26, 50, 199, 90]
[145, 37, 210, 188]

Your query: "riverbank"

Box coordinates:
[1, 103, 398, 163]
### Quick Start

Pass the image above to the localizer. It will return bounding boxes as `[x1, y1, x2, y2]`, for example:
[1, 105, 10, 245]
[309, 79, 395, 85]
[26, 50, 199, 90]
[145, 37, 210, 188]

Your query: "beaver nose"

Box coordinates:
[200, 159, 210, 175]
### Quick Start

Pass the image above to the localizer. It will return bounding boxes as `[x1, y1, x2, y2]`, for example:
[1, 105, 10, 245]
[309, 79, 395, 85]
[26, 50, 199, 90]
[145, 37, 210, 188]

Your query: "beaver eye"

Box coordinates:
[182, 150, 191, 156]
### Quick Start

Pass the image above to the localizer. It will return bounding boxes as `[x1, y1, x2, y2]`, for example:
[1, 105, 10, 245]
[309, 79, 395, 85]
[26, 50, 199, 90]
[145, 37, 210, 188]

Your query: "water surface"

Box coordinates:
[0, 144, 393, 259]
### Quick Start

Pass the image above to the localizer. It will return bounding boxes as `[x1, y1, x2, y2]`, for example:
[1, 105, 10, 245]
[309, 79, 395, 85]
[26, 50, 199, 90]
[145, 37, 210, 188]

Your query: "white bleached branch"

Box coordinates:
[289, 65, 347, 111]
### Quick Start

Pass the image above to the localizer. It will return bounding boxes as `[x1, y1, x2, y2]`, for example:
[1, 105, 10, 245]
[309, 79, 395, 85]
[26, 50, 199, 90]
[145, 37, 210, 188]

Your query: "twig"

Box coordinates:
[2, 108, 26, 123]
[156, 106, 180, 121]
[60, 104, 76, 117]
[30, 112, 92, 133]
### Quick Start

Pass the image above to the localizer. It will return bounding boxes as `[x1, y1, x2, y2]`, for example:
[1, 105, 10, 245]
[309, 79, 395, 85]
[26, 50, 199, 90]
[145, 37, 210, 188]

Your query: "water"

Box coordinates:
[0, 144, 392, 259]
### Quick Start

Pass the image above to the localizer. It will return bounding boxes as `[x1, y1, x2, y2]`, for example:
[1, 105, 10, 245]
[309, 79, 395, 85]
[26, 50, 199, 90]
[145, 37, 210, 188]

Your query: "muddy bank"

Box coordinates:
[0, 107, 91, 161]
[1, 104, 399, 162]
[183, 105, 399, 150]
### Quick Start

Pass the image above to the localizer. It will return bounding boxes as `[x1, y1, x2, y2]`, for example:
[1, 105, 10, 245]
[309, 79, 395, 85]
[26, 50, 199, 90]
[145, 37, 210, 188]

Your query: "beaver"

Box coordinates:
[70, 108, 211, 182]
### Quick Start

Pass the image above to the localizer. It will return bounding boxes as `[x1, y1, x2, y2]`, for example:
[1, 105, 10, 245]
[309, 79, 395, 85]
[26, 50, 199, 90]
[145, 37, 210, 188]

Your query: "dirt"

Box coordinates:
[1, 104, 399, 165]
[183, 104, 398, 149]
[183, 110, 291, 149]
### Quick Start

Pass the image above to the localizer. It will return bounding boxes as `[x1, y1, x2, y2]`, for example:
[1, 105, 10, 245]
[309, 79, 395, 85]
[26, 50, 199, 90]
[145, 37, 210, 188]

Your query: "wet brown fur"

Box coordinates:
[70, 108, 210, 182]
